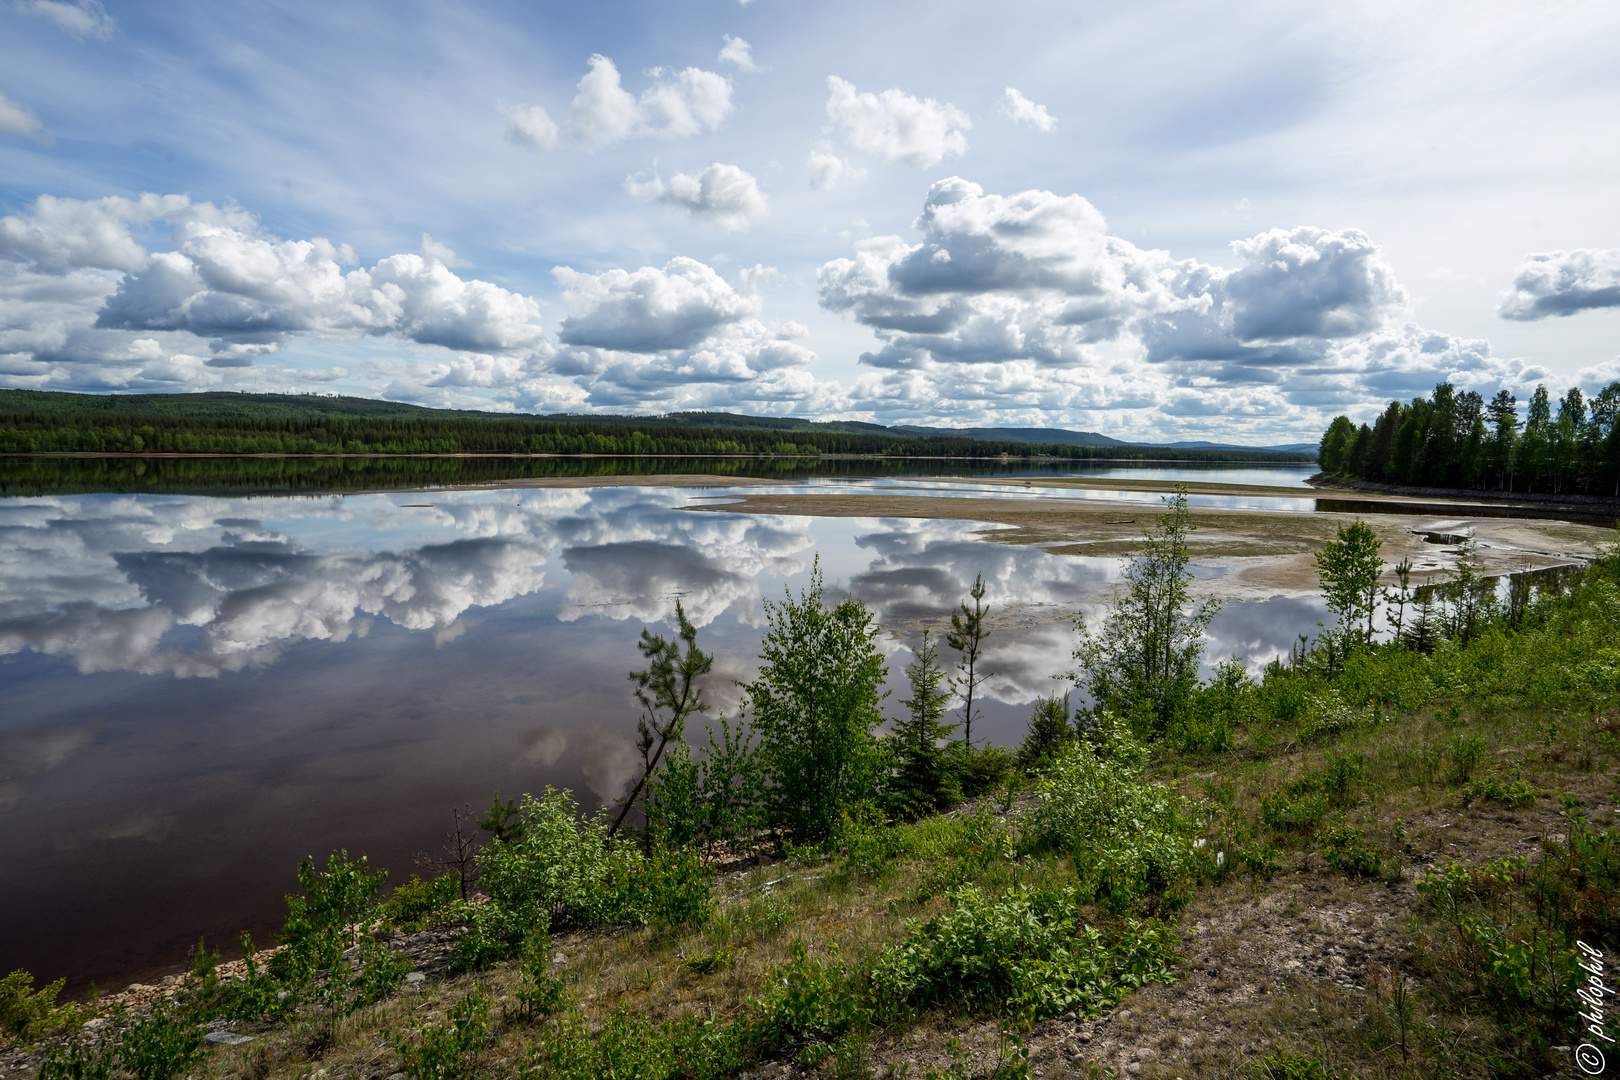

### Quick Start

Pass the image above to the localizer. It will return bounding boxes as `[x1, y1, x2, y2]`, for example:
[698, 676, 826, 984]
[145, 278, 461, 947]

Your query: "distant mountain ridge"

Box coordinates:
[0, 389, 1315, 456]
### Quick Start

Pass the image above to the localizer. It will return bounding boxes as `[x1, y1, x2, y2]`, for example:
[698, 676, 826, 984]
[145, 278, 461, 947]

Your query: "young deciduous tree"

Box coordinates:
[610, 600, 712, 840]
[745, 559, 888, 844]
[887, 630, 959, 815]
[1315, 518, 1385, 650]
[1070, 487, 1222, 737]
[946, 572, 993, 747]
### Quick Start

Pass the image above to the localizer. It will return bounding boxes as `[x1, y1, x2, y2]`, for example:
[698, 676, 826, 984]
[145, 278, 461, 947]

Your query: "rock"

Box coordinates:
[205, 1032, 254, 1046]
[386, 1073, 407, 1080]
[404, 972, 426, 984]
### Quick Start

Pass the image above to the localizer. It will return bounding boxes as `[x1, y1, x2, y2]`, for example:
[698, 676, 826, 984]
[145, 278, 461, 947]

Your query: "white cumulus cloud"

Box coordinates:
[1497, 248, 1620, 320]
[570, 54, 733, 148]
[718, 35, 758, 72]
[807, 149, 864, 190]
[548, 256, 822, 410]
[501, 102, 560, 151]
[0, 192, 553, 394]
[824, 76, 970, 168]
[998, 88, 1055, 133]
[818, 176, 1531, 437]
[626, 162, 767, 231]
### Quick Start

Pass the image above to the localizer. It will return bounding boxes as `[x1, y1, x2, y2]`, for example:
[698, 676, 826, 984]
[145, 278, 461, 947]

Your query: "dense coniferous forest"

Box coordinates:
[1317, 379, 1620, 495]
[0, 389, 1311, 462]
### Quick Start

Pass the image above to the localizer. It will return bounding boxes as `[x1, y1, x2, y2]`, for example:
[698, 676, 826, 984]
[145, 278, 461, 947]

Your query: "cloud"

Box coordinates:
[0, 90, 51, 144]
[807, 150, 864, 190]
[998, 88, 1055, 133]
[501, 102, 560, 151]
[718, 35, 758, 72]
[0, 192, 553, 396]
[818, 176, 1529, 435]
[570, 55, 733, 148]
[420, 233, 471, 268]
[549, 256, 823, 409]
[16, 0, 114, 40]
[824, 77, 971, 167]
[626, 162, 767, 231]
[1497, 249, 1620, 320]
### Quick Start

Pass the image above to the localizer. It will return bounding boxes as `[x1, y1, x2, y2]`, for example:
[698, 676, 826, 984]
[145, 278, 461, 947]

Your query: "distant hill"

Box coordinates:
[0, 389, 1315, 458]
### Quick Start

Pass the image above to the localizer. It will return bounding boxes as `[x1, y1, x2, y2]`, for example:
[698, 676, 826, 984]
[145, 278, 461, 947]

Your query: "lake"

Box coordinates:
[0, 457, 1404, 990]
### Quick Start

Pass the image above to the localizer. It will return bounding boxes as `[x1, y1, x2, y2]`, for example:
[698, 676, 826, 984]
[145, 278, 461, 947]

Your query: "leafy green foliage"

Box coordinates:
[745, 560, 889, 844]
[1070, 488, 1223, 737]
[1026, 719, 1198, 914]
[35, 1040, 114, 1080]
[1314, 518, 1384, 655]
[513, 933, 568, 1024]
[459, 788, 637, 968]
[392, 990, 491, 1080]
[1320, 824, 1381, 877]
[116, 1005, 206, 1080]
[612, 600, 713, 841]
[0, 969, 78, 1043]
[380, 873, 460, 929]
[621, 845, 714, 932]
[1459, 767, 1541, 807]
[871, 886, 1180, 1020]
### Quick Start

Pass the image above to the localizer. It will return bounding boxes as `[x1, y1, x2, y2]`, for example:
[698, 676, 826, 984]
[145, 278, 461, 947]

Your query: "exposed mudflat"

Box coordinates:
[686, 491, 1614, 602]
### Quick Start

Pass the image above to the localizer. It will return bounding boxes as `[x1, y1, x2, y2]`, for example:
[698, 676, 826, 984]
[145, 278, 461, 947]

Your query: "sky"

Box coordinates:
[1, 0, 1618, 442]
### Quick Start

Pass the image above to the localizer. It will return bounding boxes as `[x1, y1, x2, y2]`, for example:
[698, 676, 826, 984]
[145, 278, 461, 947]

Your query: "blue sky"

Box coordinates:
[1, 0, 1617, 440]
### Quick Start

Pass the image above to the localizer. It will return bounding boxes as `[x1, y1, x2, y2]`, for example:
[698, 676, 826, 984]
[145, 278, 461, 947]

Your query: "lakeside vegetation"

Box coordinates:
[3, 491, 1618, 1079]
[1317, 379, 1620, 496]
[0, 389, 1311, 463]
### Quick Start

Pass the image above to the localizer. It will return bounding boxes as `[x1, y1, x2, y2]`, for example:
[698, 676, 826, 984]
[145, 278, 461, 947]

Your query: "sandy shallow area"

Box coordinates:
[684, 489, 1614, 603]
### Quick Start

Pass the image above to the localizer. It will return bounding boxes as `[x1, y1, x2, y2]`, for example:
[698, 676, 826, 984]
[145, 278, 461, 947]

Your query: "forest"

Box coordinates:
[1317, 379, 1620, 495]
[0, 390, 1310, 463]
[2, 492, 1617, 1079]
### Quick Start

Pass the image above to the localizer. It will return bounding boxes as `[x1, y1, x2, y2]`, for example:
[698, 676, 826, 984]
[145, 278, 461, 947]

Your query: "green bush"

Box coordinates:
[1321, 824, 1381, 877]
[870, 886, 1180, 1020]
[743, 941, 867, 1060]
[462, 788, 641, 969]
[0, 969, 78, 1043]
[1016, 695, 1073, 770]
[623, 845, 713, 931]
[35, 1040, 113, 1080]
[392, 990, 491, 1080]
[1443, 734, 1489, 784]
[1025, 722, 1196, 913]
[954, 744, 1015, 798]
[381, 874, 459, 928]
[116, 1005, 206, 1080]
[513, 932, 568, 1023]
[1459, 767, 1540, 808]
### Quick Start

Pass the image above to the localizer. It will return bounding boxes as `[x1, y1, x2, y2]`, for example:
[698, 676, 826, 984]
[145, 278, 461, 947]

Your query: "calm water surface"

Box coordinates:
[3, 462, 1331, 988]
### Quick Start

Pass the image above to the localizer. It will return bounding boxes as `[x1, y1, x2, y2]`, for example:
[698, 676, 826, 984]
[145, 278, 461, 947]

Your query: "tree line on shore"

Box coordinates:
[1317, 379, 1620, 496]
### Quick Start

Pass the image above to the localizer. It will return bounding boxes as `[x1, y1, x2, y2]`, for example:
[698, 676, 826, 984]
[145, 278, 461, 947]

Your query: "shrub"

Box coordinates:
[1016, 694, 1073, 771]
[1459, 767, 1540, 808]
[955, 744, 1015, 798]
[381, 874, 459, 928]
[623, 844, 713, 931]
[0, 970, 78, 1043]
[116, 1005, 206, 1080]
[35, 1041, 113, 1080]
[870, 886, 1180, 1020]
[1321, 824, 1381, 877]
[392, 990, 491, 1080]
[1026, 724, 1196, 912]
[743, 942, 867, 1060]
[513, 932, 568, 1023]
[1172, 658, 1253, 753]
